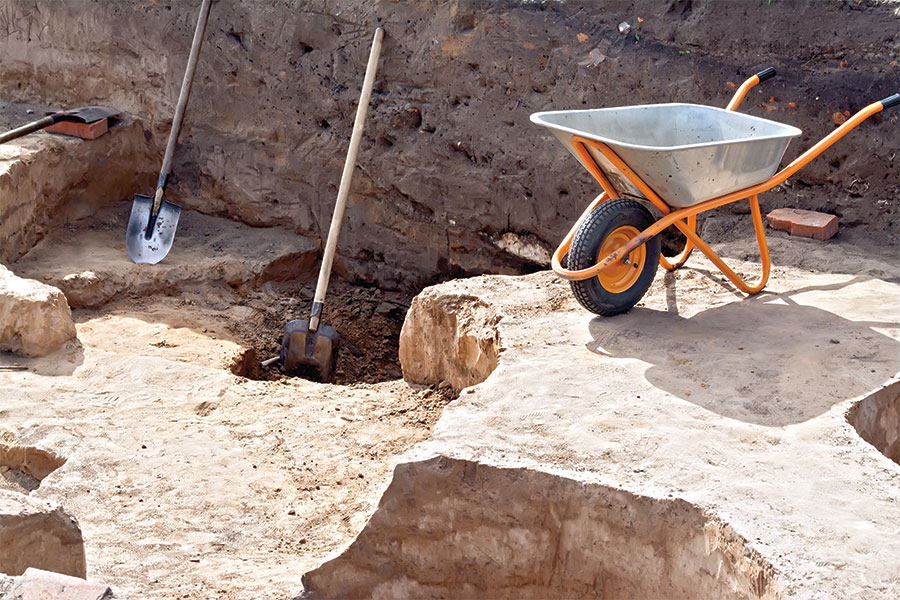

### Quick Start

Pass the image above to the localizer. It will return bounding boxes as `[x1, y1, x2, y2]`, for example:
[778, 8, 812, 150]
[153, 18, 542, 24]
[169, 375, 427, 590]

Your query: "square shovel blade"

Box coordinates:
[280, 319, 341, 382]
[126, 194, 181, 264]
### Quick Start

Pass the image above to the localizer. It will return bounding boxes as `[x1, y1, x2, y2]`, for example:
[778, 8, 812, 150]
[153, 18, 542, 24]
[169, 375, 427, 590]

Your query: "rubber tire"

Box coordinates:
[568, 198, 660, 316]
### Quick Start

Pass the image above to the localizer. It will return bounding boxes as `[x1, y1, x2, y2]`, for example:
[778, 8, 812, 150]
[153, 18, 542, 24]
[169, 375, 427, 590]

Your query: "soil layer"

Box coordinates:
[1, 0, 897, 288]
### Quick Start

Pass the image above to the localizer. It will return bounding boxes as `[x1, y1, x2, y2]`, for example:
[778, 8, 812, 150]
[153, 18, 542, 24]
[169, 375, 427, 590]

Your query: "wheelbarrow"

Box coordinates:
[531, 68, 899, 315]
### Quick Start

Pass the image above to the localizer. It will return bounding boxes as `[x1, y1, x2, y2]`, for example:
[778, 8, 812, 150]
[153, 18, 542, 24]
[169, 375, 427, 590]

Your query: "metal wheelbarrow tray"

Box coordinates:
[530, 67, 899, 316]
[531, 103, 801, 208]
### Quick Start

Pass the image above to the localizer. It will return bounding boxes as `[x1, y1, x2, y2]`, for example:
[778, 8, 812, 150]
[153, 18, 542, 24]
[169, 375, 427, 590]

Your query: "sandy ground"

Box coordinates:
[0, 205, 455, 599]
[307, 232, 900, 597]
[0, 326, 453, 599]
[4, 213, 897, 598]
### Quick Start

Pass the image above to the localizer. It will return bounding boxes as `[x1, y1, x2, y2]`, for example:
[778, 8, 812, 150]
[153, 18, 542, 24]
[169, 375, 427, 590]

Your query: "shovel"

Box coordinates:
[0, 106, 119, 144]
[126, 0, 212, 264]
[280, 27, 385, 382]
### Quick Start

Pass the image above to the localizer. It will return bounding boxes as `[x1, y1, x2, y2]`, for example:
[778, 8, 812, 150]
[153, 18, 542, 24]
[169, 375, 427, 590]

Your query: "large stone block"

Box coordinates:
[0, 568, 111, 600]
[0, 265, 76, 357]
[399, 287, 500, 391]
[0, 490, 86, 578]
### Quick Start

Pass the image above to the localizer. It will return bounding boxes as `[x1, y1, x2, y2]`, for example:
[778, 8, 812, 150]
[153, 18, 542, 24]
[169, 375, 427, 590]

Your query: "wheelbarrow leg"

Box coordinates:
[670, 194, 771, 294]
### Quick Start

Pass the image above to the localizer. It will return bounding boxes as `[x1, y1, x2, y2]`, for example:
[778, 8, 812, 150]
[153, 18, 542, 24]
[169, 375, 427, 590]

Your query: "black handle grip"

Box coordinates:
[882, 94, 900, 109]
[755, 67, 776, 83]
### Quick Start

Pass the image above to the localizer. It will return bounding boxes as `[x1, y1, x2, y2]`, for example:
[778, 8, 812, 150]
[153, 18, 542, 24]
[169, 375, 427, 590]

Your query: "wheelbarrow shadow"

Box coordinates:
[586, 276, 900, 426]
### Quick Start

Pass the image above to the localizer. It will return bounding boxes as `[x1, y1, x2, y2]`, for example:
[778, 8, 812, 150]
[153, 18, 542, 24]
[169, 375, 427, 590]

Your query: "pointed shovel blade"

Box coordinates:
[126, 194, 182, 264]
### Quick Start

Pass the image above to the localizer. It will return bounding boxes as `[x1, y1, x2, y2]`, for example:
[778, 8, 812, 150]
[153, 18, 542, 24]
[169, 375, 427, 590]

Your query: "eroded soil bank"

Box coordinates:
[303, 457, 780, 600]
[848, 381, 900, 466]
[2, 0, 898, 288]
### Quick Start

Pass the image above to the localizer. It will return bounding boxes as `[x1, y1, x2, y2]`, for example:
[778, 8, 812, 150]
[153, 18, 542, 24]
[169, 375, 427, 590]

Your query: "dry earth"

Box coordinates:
[1, 130, 458, 600]
[2, 200, 897, 597]
[305, 237, 900, 599]
[0, 288, 455, 599]
[0, 1, 898, 598]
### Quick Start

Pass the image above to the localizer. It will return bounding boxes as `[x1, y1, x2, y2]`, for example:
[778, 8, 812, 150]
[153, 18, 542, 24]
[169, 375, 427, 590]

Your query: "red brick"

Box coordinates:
[8, 568, 110, 600]
[766, 208, 838, 241]
[45, 118, 109, 140]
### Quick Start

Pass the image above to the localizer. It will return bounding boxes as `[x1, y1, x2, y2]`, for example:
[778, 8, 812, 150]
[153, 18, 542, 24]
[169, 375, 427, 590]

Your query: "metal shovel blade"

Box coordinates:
[280, 319, 341, 382]
[126, 194, 182, 264]
[59, 106, 120, 124]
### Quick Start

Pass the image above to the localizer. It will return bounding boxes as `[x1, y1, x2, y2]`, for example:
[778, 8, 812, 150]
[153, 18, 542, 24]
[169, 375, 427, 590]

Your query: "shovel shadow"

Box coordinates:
[586, 278, 900, 427]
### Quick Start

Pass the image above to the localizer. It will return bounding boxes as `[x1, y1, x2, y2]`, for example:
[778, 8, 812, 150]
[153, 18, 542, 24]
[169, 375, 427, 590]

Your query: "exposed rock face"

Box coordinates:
[399, 288, 500, 390]
[0, 490, 87, 578]
[302, 457, 781, 599]
[0, 568, 111, 600]
[1, 1, 897, 289]
[0, 265, 76, 357]
[0, 443, 66, 485]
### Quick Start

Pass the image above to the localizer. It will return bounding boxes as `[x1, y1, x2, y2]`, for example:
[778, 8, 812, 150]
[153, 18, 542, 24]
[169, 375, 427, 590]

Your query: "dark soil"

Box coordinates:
[4, 0, 896, 291]
[227, 281, 410, 385]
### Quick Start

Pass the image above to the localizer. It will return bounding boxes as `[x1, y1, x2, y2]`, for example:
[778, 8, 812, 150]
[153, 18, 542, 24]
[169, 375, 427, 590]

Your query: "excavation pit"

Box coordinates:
[1, 145, 456, 595]
[224, 282, 411, 385]
[847, 381, 900, 467]
[10, 204, 414, 386]
[303, 458, 780, 599]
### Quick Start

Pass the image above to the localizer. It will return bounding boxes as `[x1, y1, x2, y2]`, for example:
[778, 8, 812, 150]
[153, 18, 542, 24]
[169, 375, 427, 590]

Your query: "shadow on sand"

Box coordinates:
[587, 275, 899, 426]
[0, 338, 85, 378]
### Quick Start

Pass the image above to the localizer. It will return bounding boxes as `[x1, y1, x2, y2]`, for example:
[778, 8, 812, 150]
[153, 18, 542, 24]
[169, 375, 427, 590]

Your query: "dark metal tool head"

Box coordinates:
[126, 194, 182, 264]
[58, 106, 120, 124]
[280, 318, 341, 382]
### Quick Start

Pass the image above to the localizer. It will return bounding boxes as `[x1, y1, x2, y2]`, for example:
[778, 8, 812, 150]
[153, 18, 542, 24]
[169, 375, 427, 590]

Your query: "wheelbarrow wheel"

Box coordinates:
[568, 198, 660, 316]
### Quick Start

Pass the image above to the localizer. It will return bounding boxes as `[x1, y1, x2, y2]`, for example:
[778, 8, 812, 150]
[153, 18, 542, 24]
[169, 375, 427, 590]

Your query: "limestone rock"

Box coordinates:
[399, 288, 500, 391]
[0, 489, 86, 578]
[0, 443, 66, 482]
[0, 568, 112, 600]
[0, 265, 76, 357]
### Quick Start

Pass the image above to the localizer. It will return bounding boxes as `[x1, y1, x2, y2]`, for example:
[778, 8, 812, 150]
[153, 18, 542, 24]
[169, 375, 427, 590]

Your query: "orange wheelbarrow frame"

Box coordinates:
[552, 70, 898, 295]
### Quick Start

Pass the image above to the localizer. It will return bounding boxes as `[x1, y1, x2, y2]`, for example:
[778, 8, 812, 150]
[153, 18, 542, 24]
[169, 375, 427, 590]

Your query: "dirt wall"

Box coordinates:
[302, 456, 781, 599]
[1, 0, 897, 289]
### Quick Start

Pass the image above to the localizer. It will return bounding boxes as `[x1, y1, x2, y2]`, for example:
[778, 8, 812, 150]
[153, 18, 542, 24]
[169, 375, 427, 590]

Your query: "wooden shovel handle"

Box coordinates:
[0, 115, 58, 144]
[309, 27, 384, 328]
[153, 0, 213, 215]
